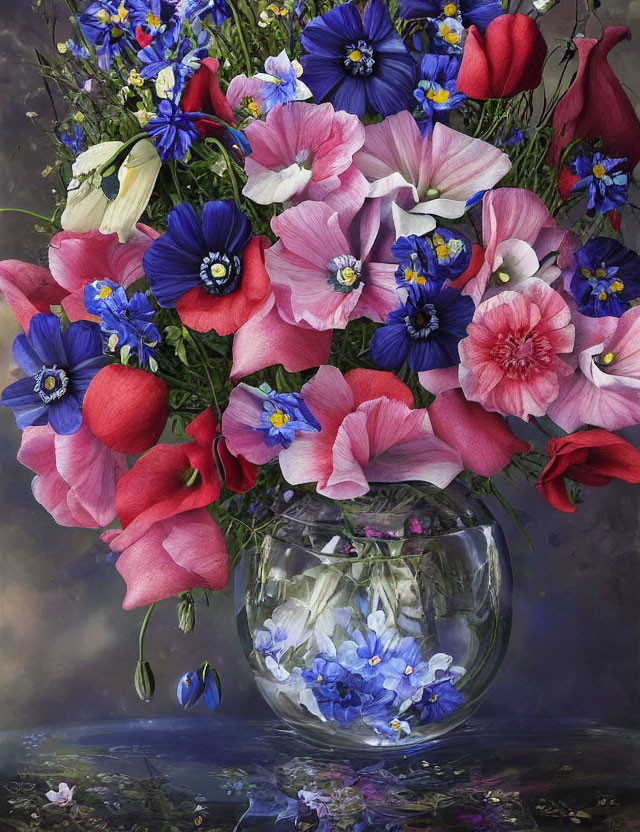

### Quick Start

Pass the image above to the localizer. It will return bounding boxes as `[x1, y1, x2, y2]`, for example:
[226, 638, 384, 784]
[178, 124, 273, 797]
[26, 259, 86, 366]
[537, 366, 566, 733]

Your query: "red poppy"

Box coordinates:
[457, 13, 547, 100]
[549, 27, 640, 171]
[535, 429, 640, 513]
[180, 57, 236, 139]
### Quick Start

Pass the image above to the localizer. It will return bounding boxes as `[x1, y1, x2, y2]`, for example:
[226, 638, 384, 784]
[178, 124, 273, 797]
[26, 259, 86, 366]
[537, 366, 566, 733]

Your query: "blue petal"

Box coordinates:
[331, 75, 368, 118]
[48, 395, 83, 435]
[167, 202, 207, 257]
[12, 334, 42, 377]
[63, 321, 104, 369]
[201, 200, 252, 256]
[298, 55, 344, 103]
[1, 377, 48, 429]
[144, 238, 202, 307]
[27, 313, 67, 367]
[370, 324, 409, 370]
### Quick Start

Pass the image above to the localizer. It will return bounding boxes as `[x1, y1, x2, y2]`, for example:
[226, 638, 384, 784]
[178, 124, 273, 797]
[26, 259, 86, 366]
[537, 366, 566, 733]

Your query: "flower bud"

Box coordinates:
[178, 595, 196, 633]
[134, 660, 155, 702]
[201, 663, 222, 711]
[176, 669, 204, 708]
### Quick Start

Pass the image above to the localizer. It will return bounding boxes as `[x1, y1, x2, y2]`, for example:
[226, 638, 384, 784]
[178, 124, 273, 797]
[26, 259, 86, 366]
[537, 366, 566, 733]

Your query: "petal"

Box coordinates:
[47, 395, 83, 435]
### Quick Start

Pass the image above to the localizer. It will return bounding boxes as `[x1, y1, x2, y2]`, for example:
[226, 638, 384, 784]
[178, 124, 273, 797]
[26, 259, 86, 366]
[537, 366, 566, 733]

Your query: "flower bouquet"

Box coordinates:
[2, 0, 640, 745]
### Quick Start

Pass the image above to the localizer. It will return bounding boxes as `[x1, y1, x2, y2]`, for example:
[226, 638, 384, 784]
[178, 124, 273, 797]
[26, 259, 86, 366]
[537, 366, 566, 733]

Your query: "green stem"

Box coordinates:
[190, 335, 220, 415]
[97, 131, 149, 175]
[209, 138, 243, 207]
[0, 207, 57, 225]
[227, 0, 253, 75]
[138, 602, 156, 663]
[155, 371, 205, 396]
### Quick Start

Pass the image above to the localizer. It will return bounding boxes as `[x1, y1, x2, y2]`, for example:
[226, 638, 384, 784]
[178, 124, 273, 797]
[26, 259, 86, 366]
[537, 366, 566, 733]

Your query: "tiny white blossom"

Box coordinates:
[45, 783, 75, 806]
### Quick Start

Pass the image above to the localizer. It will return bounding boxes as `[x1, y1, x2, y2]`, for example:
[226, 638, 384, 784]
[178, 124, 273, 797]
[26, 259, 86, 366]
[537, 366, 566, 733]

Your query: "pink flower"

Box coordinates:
[230, 293, 332, 381]
[226, 73, 267, 115]
[103, 509, 228, 610]
[48, 225, 157, 322]
[279, 366, 462, 499]
[243, 102, 369, 212]
[17, 423, 127, 528]
[266, 200, 396, 330]
[354, 113, 511, 236]
[462, 188, 577, 304]
[458, 278, 575, 420]
[547, 306, 640, 432]
[0, 261, 69, 332]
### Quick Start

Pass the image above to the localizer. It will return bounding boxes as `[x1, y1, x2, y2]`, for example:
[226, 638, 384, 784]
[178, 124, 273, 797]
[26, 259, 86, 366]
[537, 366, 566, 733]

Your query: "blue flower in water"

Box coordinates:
[570, 237, 640, 318]
[416, 678, 464, 723]
[371, 282, 474, 373]
[78, 1, 133, 69]
[379, 637, 439, 702]
[255, 621, 288, 662]
[413, 54, 465, 135]
[571, 150, 628, 215]
[338, 611, 395, 680]
[1, 314, 109, 435]
[313, 668, 396, 726]
[146, 99, 200, 161]
[429, 16, 466, 54]
[302, 656, 347, 687]
[397, 0, 502, 32]
[84, 280, 161, 367]
[300, 0, 416, 118]
[61, 125, 85, 156]
[257, 388, 321, 450]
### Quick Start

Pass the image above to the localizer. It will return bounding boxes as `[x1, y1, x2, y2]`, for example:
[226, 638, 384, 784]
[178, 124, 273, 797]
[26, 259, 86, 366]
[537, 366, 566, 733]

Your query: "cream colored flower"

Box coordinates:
[61, 139, 161, 243]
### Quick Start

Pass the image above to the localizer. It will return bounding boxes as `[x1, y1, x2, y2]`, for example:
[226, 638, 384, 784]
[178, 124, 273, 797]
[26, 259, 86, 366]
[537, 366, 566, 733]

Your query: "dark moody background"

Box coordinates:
[0, 0, 638, 732]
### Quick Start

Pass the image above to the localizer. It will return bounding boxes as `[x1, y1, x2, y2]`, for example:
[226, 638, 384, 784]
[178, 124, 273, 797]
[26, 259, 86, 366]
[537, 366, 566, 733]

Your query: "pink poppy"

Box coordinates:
[242, 102, 369, 212]
[278, 366, 462, 499]
[266, 199, 396, 331]
[48, 225, 158, 322]
[354, 113, 511, 236]
[17, 423, 127, 528]
[547, 306, 640, 432]
[0, 260, 68, 332]
[462, 188, 577, 304]
[458, 278, 575, 420]
[230, 293, 332, 381]
[103, 508, 228, 610]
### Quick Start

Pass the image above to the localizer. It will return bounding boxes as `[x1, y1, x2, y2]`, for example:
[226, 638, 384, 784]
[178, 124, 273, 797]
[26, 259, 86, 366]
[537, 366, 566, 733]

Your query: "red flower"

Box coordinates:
[535, 429, 640, 513]
[549, 27, 640, 171]
[557, 165, 579, 202]
[457, 14, 547, 100]
[115, 407, 257, 536]
[83, 365, 169, 455]
[135, 25, 153, 48]
[180, 57, 236, 139]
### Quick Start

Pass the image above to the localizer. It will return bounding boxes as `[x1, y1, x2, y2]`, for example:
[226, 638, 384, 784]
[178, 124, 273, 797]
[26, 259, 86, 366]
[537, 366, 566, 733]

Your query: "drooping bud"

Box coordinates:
[178, 594, 196, 633]
[134, 660, 155, 702]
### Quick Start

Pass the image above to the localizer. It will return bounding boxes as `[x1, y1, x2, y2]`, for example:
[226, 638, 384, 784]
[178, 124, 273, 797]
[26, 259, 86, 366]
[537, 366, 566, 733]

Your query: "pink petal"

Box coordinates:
[226, 74, 266, 111]
[222, 384, 280, 465]
[356, 111, 423, 193]
[0, 260, 68, 331]
[482, 188, 552, 259]
[418, 366, 460, 395]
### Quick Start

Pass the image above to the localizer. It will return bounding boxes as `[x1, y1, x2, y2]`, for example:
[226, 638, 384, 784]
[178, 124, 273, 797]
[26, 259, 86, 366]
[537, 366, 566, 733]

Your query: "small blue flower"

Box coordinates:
[413, 54, 465, 135]
[429, 16, 466, 55]
[571, 150, 629, 215]
[78, 1, 133, 70]
[300, 0, 416, 119]
[138, 30, 210, 93]
[257, 388, 321, 449]
[177, 662, 221, 709]
[379, 636, 438, 701]
[61, 125, 85, 156]
[1, 313, 109, 435]
[61, 38, 90, 59]
[255, 621, 287, 661]
[146, 99, 200, 161]
[494, 127, 525, 147]
[258, 51, 310, 112]
[392, 230, 472, 287]
[416, 678, 464, 723]
[128, 0, 181, 35]
[371, 282, 474, 373]
[301, 656, 346, 687]
[397, 0, 502, 32]
[570, 237, 640, 318]
[338, 611, 395, 680]
[176, 669, 204, 708]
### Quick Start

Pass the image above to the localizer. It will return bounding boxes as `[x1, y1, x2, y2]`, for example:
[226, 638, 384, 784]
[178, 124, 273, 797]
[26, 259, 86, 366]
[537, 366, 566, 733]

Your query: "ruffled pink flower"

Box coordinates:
[17, 423, 127, 528]
[230, 293, 332, 381]
[279, 366, 462, 499]
[547, 306, 640, 432]
[354, 113, 511, 236]
[462, 188, 577, 304]
[458, 278, 575, 420]
[242, 102, 369, 212]
[266, 199, 396, 331]
[103, 509, 228, 610]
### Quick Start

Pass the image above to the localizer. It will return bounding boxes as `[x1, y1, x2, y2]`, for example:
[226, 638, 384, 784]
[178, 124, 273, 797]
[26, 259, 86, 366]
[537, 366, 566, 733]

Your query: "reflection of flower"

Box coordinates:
[45, 782, 76, 806]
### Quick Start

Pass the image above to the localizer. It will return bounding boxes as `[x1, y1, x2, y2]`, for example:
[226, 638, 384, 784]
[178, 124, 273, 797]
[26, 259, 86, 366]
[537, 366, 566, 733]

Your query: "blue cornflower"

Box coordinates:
[413, 54, 465, 135]
[570, 237, 640, 318]
[571, 150, 629, 215]
[61, 125, 85, 156]
[429, 16, 466, 54]
[146, 99, 200, 161]
[1, 313, 109, 435]
[138, 29, 210, 93]
[397, 0, 502, 32]
[371, 282, 474, 373]
[83, 280, 161, 367]
[416, 678, 464, 723]
[300, 0, 416, 119]
[78, 1, 134, 69]
[128, 0, 181, 35]
[495, 127, 526, 147]
[257, 388, 321, 449]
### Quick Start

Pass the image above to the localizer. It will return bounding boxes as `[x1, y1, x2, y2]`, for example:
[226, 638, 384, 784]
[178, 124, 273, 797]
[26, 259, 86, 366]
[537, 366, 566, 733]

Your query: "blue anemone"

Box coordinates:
[570, 237, 640, 318]
[413, 54, 465, 135]
[416, 679, 464, 723]
[371, 282, 474, 373]
[571, 150, 628, 215]
[257, 388, 321, 449]
[397, 0, 502, 32]
[300, 0, 416, 118]
[146, 99, 200, 161]
[1, 313, 109, 435]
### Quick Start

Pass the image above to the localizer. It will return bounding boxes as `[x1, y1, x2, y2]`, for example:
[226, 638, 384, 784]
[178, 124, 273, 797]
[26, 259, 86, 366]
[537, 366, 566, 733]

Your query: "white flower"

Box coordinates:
[61, 139, 161, 243]
[45, 783, 75, 806]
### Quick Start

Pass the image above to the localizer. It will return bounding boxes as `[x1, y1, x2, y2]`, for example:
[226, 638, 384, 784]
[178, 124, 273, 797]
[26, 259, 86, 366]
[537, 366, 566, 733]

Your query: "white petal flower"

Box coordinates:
[45, 782, 75, 806]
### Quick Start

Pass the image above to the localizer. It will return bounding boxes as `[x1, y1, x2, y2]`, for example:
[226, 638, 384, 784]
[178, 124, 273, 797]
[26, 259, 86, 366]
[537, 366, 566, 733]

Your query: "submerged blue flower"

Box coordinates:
[570, 237, 640, 318]
[146, 99, 200, 161]
[84, 280, 161, 367]
[1, 313, 109, 435]
[301, 656, 347, 687]
[61, 125, 85, 156]
[78, 1, 134, 69]
[397, 0, 502, 32]
[416, 679, 464, 723]
[338, 611, 395, 680]
[300, 0, 416, 118]
[413, 54, 465, 135]
[571, 150, 628, 215]
[371, 282, 474, 372]
[257, 388, 321, 449]
[379, 636, 438, 701]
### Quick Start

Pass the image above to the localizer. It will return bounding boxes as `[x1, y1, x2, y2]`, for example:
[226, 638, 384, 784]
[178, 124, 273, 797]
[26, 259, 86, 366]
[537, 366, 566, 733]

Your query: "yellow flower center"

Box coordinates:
[316, 674, 323, 682]
[128, 69, 144, 87]
[147, 12, 161, 27]
[429, 693, 440, 703]
[595, 267, 607, 279]
[248, 99, 260, 115]
[340, 266, 358, 286]
[404, 665, 414, 675]
[270, 410, 290, 429]
[580, 267, 592, 279]
[43, 377, 57, 391]
[435, 243, 450, 259]
[601, 351, 615, 365]
[99, 285, 113, 299]
[390, 719, 401, 731]
[403, 268, 426, 285]
[598, 289, 608, 302]
[368, 655, 382, 667]
[111, 4, 129, 24]
[350, 49, 362, 62]
[211, 263, 227, 279]
[427, 88, 451, 104]
[610, 279, 624, 293]
[443, 2, 458, 15]
[95, 9, 110, 23]
[592, 163, 606, 179]
[442, 25, 459, 44]
[496, 270, 511, 284]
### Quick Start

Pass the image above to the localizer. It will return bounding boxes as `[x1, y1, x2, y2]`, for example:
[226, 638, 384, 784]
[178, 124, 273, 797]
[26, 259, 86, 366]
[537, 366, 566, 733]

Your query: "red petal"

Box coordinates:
[135, 25, 153, 48]
[180, 56, 236, 138]
[217, 438, 258, 493]
[345, 368, 414, 409]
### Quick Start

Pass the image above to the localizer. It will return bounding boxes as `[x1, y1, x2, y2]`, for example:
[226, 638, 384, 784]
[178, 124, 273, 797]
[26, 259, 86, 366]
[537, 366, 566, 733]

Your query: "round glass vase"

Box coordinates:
[235, 482, 512, 751]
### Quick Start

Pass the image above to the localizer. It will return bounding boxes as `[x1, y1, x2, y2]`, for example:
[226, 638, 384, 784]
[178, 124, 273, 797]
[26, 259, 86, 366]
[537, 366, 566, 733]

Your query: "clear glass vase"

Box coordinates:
[235, 483, 512, 750]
